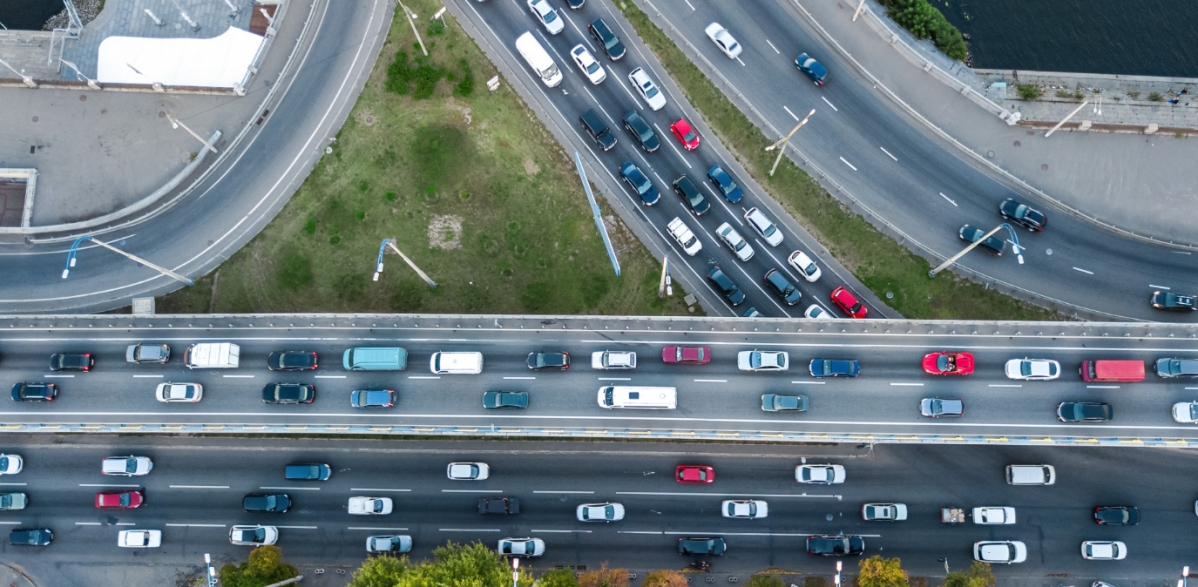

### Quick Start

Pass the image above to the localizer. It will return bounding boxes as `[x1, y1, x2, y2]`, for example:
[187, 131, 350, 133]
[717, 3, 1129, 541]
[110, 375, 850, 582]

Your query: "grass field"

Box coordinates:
[159, 1, 691, 316]
[616, 3, 1059, 321]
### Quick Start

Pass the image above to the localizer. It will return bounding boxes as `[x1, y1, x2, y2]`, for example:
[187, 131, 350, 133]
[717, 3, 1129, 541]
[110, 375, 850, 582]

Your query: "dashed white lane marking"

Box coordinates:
[1150, 284, 1171, 290]
[889, 382, 924, 387]
[132, 375, 163, 378]
[75, 522, 102, 526]
[620, 531, 820, 536]
[1086, 385, 1120, 389]
[939, 192, 957, 206]
[654, 122, 693, 169]
[783, 106, 800, 121]
[170, 485, 230, 489]
[616, 491, 838, 498]
[441, 489, 503, 493]
[260, 486, 320, 491]
[79, 483, 139, 488]
[598, 377, 631, 381]
[791, 381, 825, 385]
[533, 529, 593, 533]
[350, 488, 412, 492]
[839, 157, 857, 171]
[821, 96, 838, 111]
[504, 376, 536, 380]
[618, 77, 644, 109]
[683, 0, 695, 9]
[0, 482, 27, 486]
[765, 39, 781, 54]
[315, 375, 347, 379]
[408, 376, 440, 380]
[275, 525, 319, 529]
[879, 147, 897, 161]
[1186, 387, 1198, 390]
[989, 384, 1022, 388]
[44, 374, 74, 378]
[115, 522, 135, 526]
[223, 375, 254, 378]
[440, 528, 500, 532]
[1073, 267, 1094, 275]
[0, 521, 21, 525]
[348, 526, 409, 531]
[166, 523, 226, 528]
[534, 490, 595, 494]
[735, 56, 746, 67]
[694, 379, 727, 383]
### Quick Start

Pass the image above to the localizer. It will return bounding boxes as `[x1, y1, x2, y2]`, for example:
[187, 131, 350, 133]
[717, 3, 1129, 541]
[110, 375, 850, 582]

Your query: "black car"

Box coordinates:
[807, 535, 865, 557]
[263, 383, 315, 404]
[795, 53, 829, 86]
[706, 164, 743, 203]
[678, 536, 726, 556]
[479, 497, 520, 514]
[622, 110, 659, 153]
[999, 198, 1047, 231]
[528, 351, 570, 370]
[267, 350, 319, 371]
[11, 382, 57, 402]
[763, 269, 801, 305]
[565, 0, 585, 9]
[620, 161, 659, 205]
[958, 224, 1004, 255]
[580, 109, 616, 151]
[285, 463, 331, 481]
[126, 343, 170, 364]
[673, 175, 710, 216]
[1156, 358, 1198, 378]
[350, 389, 396, 408]
[1151, 290, 1196, 311]
[483, 391, 529, 409]
[243, 493, 292, 513]
[1094, 506, 1139, 526]
[49, 353, 93, 372]
[762, 394, 808, 412]
[9, 528, 52, 546]
[706, 266, 745, 306]
[588, 18, 625, 60]
[1057, 401, 1112, 423]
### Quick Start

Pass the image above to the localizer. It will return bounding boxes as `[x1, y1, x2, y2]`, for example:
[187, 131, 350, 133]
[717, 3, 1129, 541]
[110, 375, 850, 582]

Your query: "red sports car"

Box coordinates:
[662, 346, 712, 365]
[676, 465, 715, 484]
[830, 286, 868, 319]
[670, 118, 701, 151]
[922, 351, 975, 376]
[95, 489, 144, 509]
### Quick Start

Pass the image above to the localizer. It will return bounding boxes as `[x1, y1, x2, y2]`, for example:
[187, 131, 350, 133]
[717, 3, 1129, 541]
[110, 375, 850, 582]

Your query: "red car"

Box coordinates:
[662, 346, 711, 365]
[669, 118, 701, 151]
[922, 351, 975, 376]
[95, 489, 144, 509]
[676, 465, 715, 484]
[830, 286, 867, 319]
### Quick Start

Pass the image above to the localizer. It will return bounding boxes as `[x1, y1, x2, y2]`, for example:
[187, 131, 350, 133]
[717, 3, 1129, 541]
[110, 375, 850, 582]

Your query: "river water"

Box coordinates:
[937, 0, 1198, 78]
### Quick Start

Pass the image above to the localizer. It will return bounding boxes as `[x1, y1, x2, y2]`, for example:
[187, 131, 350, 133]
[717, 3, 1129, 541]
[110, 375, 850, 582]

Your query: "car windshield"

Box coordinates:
[1191, 404, 1198, 420]
[542, 8, 557, 22]
[1020, 362, 1033, 376]
[586, 62, 600, 74]
[750, 354, 763, 368]
[936, 355, 952, 371]
[643, 84, 659, 98]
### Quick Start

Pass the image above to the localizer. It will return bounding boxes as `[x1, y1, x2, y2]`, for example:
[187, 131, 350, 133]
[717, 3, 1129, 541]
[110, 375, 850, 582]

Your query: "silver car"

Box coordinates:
[716, 223, 754, 261]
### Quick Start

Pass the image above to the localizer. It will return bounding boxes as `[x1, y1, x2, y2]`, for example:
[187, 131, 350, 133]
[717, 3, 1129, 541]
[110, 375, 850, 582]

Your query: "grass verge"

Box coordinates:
[616, 2, 1057, 320]
[159, 0, 691, 316]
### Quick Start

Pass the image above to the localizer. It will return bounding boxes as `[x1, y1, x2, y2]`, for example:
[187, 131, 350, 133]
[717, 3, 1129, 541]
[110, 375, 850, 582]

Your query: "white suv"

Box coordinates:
[592, 351, 636, 370]
[628, 68, 667, 111]
[716, 223, 754, 261]
[666, 217, 702, 256]
[744, 208, 783, 247]
[527, 0, 564, 34]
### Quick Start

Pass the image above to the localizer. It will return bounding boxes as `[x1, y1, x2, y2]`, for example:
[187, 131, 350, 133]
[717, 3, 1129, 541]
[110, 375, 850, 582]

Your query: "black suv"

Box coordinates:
[706, 266, 745, 306]
[958, 225, 1004, 255]
[11, 382, 57, 402]
[999, 198, 1047, 231]
[49, 353, 93, 372]
[620, 162, 659, 206]
[263, 383, 315, 404]
[678, 536, 726, 556]
[9, 528, 52, 546]
[588, 18, 626, 60]
[580, 109, 616, 151]
[763, 269, 801, 305]
[479, 497, 520, 514]
[1093, 506, 1139, 526]
[243, 493, 292, 513]
[1057, 401, 1112, 423]
[673, 175, 710, 216]
[807, 535, 865, 556]
[1151, 290, 1196, 311]
[622, 110, 659, 152]
[267, 350, 318, 371]
[527, 351, 570, 370]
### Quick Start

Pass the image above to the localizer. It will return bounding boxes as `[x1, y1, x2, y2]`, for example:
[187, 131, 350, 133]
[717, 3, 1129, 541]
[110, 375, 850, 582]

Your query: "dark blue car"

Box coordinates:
[809, 359, 860, 378]
[706, 164, 743, 203]
[795, 53, 829, 86]
[620, 162, 660, 205]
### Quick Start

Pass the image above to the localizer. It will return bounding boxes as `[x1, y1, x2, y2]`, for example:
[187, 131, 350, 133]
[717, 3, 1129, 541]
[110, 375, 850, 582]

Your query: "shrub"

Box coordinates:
[1055, 90, 1072, 99]
[1127, 91, 1141, 99]
[644, 571, 688, 587]
[749, 576, 786, 587]
[577, 564, 628, 587]
[454, 58, 474, 97]
[427, 18, 445, 36]
[875, 0, 968, 60]
[1149, 92, 1163, 101]
[385, 50, 446, 99]
[539, 569, 580, 587]
[219, 545, 297, 587]
[1016, 84, 1042, 100]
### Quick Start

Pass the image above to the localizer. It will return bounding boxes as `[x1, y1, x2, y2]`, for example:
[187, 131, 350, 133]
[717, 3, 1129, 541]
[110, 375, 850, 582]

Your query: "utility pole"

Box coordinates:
[764, 109, 815, 176]
[165, 113, 219, 153]
[372, 238, 436, 288]
[63, 236, 193, 285]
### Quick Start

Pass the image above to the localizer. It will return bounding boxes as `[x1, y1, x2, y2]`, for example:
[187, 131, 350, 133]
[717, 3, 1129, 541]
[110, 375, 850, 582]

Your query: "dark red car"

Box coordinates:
[922, 352, 975, 376]
[676, 465, 715, 484]
[669, 118, 701, 151]
[830, 286, 867, 319]
[95, 489, 144, 509]
[662, 346, 711, 365]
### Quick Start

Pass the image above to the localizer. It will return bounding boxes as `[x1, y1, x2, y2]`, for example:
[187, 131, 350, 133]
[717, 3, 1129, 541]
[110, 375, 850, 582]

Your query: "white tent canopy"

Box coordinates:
[96, 27, 264, 88]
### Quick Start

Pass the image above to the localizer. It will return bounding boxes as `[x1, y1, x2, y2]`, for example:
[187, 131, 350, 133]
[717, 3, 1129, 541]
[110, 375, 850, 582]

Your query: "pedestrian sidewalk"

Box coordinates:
[793, 0, 1198, 246]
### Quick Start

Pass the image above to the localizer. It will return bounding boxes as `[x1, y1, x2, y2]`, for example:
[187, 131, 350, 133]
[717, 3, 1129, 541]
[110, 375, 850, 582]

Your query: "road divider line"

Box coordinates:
[348, 527, 409, 531]
[791, 381, 825, 385]
[223, 375, 255, 378]
[821, 96, 838, 111]
[1150, 284, 1171, 290]
[132, 375, 163, 378]
[314, 375, 347, 379]
[44, 374, 74, 378]
[1073, 267, 1094, 275]
[618, 530, 663, 535]
[1186, 387, 1198, 390]
[275, 525, 319, 529]
[988, 384, 1022, 388]
[598, 377, 631, 381]
[115, 522, 135, 526]
[839, 157, 857, 171]
[938, 192, 957, 206]
[765, 39, 780, 54]
[503, 377, 536, 380]
[879, 147, 897, 161]
[79, 483, 140, 488]
[350, 488, 412, 492]
[1086, 385, 1120, 389]
[531, 529, 593, 533]
[409, 376, 440, 380]
[441, 489, 503, 493]
[170, 485, 230, 489]
[165, 523, 227, 528]
[616, 491, 837, 499]
[0, 482, 28, 486]
[0, 521, 20, 525]
[889, 383, 923, 387]
[694, 379, 727, 383]
[439, 528, 500, 532]
[783, 106, 799, 121]
[260, 486, 320, 491]
[75, 522, 102, 526]
[534, 490, 594, 494]
[683, 0, 695, 10]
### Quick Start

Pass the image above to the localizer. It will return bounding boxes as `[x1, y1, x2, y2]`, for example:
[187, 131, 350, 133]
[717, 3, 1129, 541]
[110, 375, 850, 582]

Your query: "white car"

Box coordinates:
[1173, 401, 1198, 423]
[787, 250, 822, 282]
[527, 0, 564, 34]
[0, 454, 22, 475]
[738, 350, 789, 371]
[1004, 358, 1060, 380]
[862, 503, 907, 521]
[974, 540, 1027, 563]
[592, 351, 636, 370]
[703, 23, 742, 59]
[744, 207, 783, 247]
[628, 67, 667, 111]
[155, 382, 203, 402]
[796, 464, 845, 484]
[102, 456, 153, 476]
[348, 496, 393, 515]
[722, 499, 768, 519]
[1081, 541, 1126, 560]
[118, 529, 162, 548]
[666, 217, 702, 256]
[498, 537, 545, 557]
[804, 305, 833, 320]
[716, 222, 755, 261]
[367, 535, 412, 553]
[576, 502, 625, 522]
[570, 45, 606, 84]
[229, 525, 278, 546]
[448, 462, 490, 480]
[972, 507, 1016, 525]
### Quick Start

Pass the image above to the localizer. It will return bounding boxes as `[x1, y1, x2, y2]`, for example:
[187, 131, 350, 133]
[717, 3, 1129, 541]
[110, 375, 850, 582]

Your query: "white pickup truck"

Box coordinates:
[348, 496, 393, 515]
[666, 217, 702, 256]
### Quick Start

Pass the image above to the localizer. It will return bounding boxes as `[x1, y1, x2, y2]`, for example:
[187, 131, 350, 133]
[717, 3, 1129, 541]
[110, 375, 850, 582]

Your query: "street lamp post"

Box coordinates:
[1179, 565, 1190, 587]
[765, 109, 815, 176]
[372, 238, 437, 288]
[937, 558, 949, 575]
[63, 235, 193, 285]
[834, 561, 842, 587]
[928, 223, 1024, 278]
[511, 557, 520, 587]
[204, 553, 217, 587]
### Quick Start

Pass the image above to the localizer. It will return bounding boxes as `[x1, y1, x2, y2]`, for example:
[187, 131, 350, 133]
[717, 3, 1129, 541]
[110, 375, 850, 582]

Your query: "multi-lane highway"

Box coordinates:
[1, 436, 1193, 583]
[3, 316, 1198, 441]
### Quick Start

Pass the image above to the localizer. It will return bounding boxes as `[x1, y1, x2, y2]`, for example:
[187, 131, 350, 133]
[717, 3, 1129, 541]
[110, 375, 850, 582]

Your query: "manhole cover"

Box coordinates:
[886, 292, 894, 299]
[1046, 248, 1053, 255]
[79, 94, 87, 101]
[158, 111, 166, 118]
[986, 150, 995, 158]
[1041, 164, 1049, 170]
[32, 116, 38, 122]
[1013, 141, 1020, 147]
[826, 513, 833, 521]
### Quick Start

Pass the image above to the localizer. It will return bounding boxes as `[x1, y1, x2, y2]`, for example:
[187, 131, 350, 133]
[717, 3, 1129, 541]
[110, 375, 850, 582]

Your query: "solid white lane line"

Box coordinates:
[534, 490, 594, 494]
[889, 382, 923, 387]
[1073, 267, 1094, 275]
[350, 488, 412, 492]
[783, 106, 800, 121]
[79, 483, 139, 488]
[939, 192, 957, 206]
[619, 530, 663, 534]
[694, 379, 727, 383]
[275, 525, 319, 529]
[765, 39, 781, 54]
[223, 375, 255, 378]
[409, 376, 440, 380]
[879, 147, 897, 161]
[348, 527, 409, 531]
[683, 0, 695, 10]
[597, 377, 631, 381]
[440, 528, 500, 532]
[441, 489, 502, 493]
[1087, 385, 1120, 389]
[989, 384, 1022, 388]
[503, 376, 535, 380]
[315, 375, 347, 379]
[821, 96, 838, 111]
[261, 486, 320, 491]
[75, 522, 102, 526]
[166, 523, 227, 528]
[532, 529, 593, 533]
[1150, 284, 1171, 290]
[562, 13, 596, 53]
[616, 491, 836, 498]
[132, 375, 163, 378]
[839, 157, 857, 171]
[170, 485, 230, 489]
[735, 56, 746, 67]
[791, 380, 825, 384]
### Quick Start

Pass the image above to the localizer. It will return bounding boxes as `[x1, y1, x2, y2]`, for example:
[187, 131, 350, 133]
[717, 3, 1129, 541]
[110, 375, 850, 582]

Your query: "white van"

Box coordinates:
[1005, 464, 1055, 485]
[515, 32, 562, 88]
[430, 352, 484, 375]
[597, 386, 676, 409]
[183, 343, 240, 369]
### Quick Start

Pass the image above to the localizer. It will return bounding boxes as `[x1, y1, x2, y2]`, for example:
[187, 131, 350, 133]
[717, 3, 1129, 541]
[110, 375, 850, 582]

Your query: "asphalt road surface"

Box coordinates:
[0, 436, 1193, 584]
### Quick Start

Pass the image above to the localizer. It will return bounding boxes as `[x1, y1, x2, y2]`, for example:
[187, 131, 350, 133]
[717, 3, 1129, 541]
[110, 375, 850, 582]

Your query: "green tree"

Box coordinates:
[218, 546, 298, 587]
[347, 541, 533, 587]
[539, 568, 580, 587]
[577, 564, 628, 587]
[942, 562, 995, 587]
[749, 576, 786, 587]
[856, 556, 908, 587]
[347, 555, 409, 587]
[643, 570, 688, 587]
